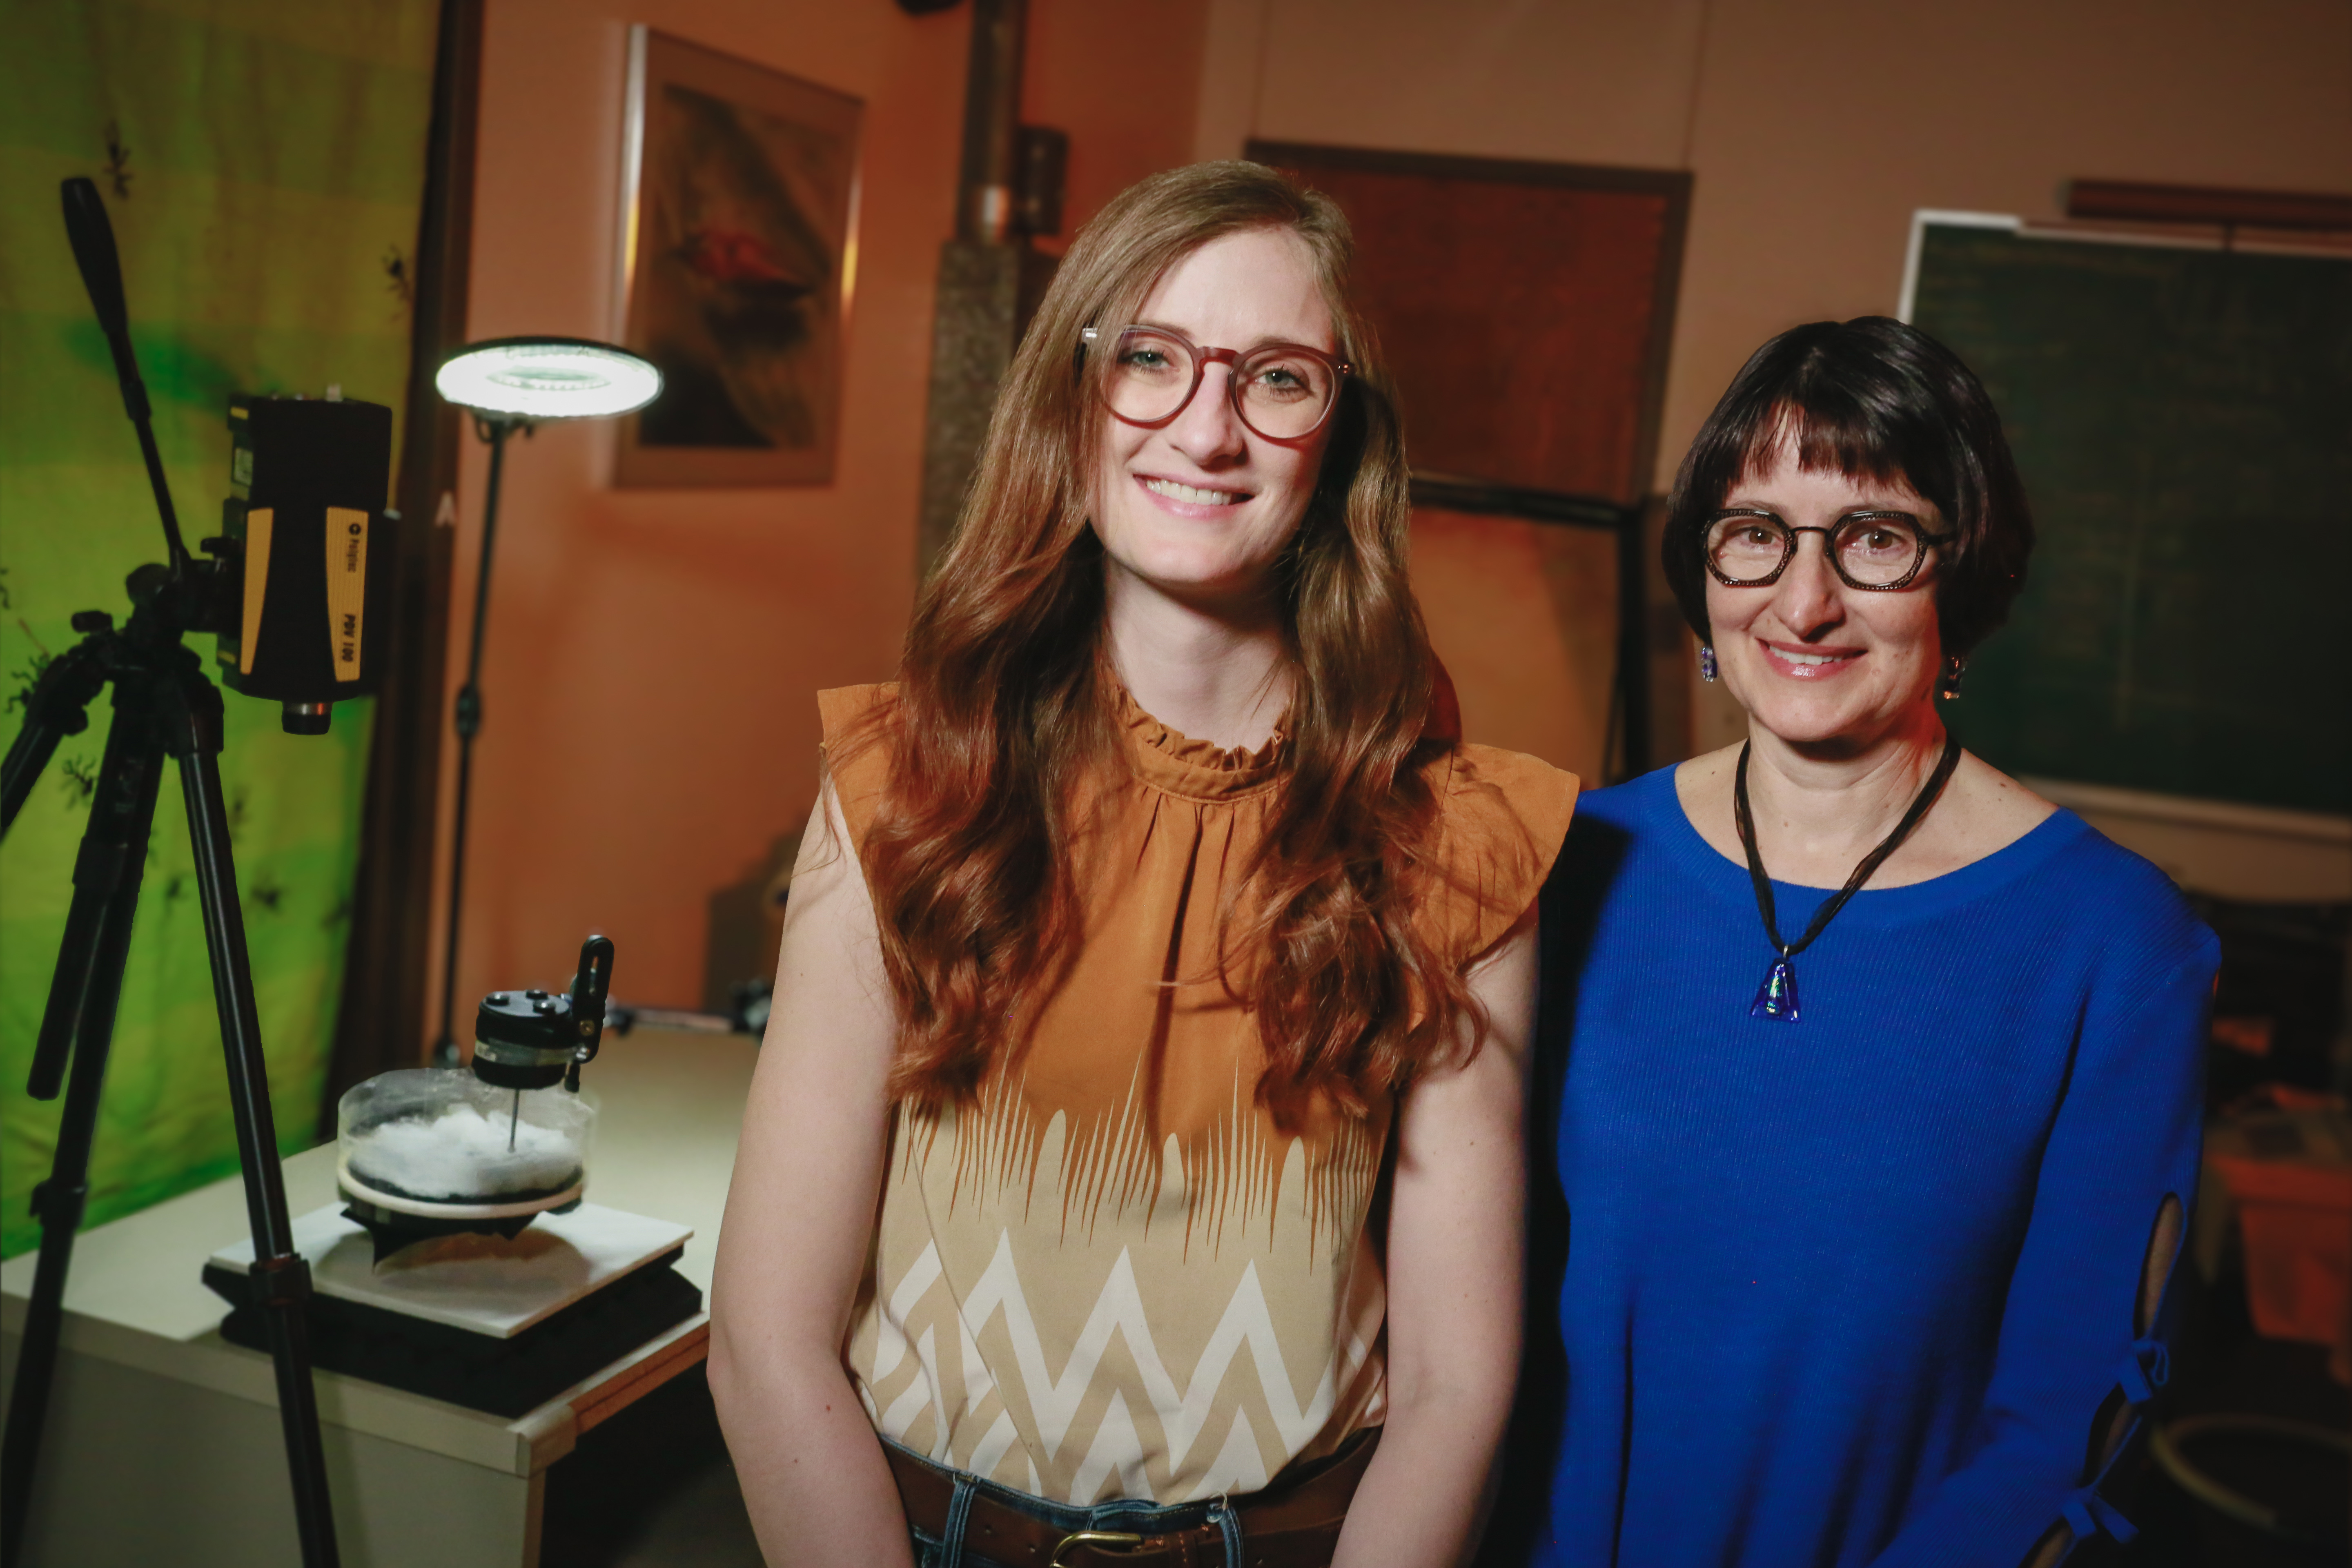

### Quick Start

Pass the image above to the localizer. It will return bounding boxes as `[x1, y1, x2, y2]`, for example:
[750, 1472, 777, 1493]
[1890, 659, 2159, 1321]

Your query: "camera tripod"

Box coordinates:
[0, 179, 339, 1568]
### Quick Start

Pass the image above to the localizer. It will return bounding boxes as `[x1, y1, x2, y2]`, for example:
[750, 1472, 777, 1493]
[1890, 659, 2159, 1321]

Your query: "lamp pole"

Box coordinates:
[431, 414, 520, 1063]
[425, 337, 658, 1064]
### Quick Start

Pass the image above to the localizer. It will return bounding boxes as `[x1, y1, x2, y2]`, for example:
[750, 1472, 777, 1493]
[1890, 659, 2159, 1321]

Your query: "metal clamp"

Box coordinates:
[247, 1252, 315, 1308]
[1051, 1532, 1143, 1567]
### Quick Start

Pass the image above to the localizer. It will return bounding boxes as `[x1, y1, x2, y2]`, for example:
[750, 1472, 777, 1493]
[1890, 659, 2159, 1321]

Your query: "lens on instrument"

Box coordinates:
[1706, 516, 1789, 582]
[1105, 329, 1194, 424]
[1236, 347, 1335, 438]
[1833, 515, 1923, 585]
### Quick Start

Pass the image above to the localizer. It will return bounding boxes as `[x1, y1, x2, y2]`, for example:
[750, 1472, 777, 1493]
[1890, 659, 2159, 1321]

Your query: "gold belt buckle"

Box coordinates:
[1050, 1531, 1144, 1567]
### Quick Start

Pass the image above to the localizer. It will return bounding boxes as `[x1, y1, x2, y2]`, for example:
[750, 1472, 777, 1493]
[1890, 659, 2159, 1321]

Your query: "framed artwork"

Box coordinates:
[614, 28, 862, 488]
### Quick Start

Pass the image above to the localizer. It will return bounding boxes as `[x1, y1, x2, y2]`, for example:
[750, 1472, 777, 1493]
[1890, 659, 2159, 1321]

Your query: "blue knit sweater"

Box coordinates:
[1519, 766, 2217, 1567]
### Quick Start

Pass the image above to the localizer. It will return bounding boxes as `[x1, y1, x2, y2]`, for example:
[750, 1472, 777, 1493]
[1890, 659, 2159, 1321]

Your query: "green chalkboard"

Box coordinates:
[1907, 220, 2351, 815]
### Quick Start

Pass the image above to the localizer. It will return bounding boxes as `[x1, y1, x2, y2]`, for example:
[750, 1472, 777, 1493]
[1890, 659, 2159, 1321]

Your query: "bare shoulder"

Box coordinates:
[719, 774, 898, 1246]
[768, 774, 893, 1029]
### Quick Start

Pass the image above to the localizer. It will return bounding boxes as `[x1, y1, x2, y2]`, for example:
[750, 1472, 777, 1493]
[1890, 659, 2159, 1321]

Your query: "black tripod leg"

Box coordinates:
[28, 675, 167, 1099]
[0, 717, 64, 833]
[0, 989, 122, 1568]
[0, 637, 105, 839]
[0, 676, 167, 1568]
[163, 671, 340, 1568]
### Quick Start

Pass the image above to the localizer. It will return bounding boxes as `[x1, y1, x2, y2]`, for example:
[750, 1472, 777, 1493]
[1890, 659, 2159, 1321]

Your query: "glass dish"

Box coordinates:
[336, 1068, 596, 1219]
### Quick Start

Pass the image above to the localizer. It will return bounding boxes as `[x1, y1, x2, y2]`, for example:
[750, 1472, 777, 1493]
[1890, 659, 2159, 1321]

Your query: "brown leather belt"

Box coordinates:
[884, 1428, 1379, 1568]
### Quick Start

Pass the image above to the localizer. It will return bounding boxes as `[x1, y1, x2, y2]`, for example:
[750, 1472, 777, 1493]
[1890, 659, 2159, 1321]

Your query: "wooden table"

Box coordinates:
[0, 1025, 755, 1568]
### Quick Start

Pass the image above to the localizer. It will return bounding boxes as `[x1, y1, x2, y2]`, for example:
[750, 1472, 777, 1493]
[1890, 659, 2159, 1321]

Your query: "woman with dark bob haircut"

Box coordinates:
[1504, 317, 2216, 1567]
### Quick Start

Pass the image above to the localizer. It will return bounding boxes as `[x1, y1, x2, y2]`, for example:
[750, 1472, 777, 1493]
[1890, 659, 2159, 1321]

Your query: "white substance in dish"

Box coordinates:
[345, 1104, 582, 1202]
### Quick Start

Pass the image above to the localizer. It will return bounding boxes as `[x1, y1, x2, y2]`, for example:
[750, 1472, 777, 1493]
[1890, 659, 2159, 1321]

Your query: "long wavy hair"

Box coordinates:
[849, 160, 1477, 1121]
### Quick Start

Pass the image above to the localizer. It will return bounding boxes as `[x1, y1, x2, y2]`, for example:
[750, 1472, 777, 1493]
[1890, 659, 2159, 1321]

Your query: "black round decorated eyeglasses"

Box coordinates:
[1704, 509, 1955, 591]
[1081, 325, 1350, 441]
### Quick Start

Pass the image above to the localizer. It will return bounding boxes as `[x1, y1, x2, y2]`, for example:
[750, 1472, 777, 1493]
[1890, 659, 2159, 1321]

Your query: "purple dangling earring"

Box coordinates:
[1938, 655, 1967, 701]
[1699, 644, 1719, 683]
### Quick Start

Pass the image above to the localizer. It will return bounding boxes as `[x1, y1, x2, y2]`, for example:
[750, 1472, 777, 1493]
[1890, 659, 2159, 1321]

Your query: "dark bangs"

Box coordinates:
[1662, 316, 2034, 656]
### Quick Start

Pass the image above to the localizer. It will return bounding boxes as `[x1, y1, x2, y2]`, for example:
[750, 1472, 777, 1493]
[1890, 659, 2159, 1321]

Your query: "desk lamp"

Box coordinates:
[430, 338, 660, 1063]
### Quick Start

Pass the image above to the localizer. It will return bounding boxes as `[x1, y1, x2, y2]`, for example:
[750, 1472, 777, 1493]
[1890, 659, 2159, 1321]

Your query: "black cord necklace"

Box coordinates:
[1733, 731, 1962, 1022]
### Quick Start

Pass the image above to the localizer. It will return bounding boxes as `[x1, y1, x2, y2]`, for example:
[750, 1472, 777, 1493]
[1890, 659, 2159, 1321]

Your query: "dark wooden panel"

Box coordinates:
[1249, 142, 1688, 503]
[321, 0, 481, 1129]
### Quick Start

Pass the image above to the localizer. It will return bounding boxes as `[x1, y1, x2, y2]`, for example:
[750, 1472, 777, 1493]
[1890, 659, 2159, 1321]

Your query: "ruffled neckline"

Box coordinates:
[1114, 683, 1288, 802]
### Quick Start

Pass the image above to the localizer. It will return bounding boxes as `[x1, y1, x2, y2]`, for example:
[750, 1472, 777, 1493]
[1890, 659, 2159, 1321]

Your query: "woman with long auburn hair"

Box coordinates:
[708, 161, 1577, 1568]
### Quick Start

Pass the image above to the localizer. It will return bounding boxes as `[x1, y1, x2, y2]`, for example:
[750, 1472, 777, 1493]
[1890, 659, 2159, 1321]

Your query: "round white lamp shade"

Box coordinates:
[435, 336, 662, 421]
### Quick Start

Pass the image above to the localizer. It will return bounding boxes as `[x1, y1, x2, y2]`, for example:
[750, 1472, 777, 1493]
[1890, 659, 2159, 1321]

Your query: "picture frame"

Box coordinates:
[613, 28, 863, 488]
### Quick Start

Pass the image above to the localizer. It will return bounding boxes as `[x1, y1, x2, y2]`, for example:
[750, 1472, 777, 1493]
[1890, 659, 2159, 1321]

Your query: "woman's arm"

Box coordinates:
[1332, 903, 1540, 1568]
[708, 778, 913, 1568]
[1865, 938, 2217, 1568]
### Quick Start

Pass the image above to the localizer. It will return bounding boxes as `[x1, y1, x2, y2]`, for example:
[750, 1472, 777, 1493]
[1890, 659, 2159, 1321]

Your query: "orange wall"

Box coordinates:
[441, 0, 2344, 1018]
[1194, 0, 2352, 758]
[436, 0, 1204, 1024]
[1025, 0, 1212, 247]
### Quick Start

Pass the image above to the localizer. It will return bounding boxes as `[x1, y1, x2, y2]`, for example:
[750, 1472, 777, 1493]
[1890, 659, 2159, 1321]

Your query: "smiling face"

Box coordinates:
[1706, 435, 1946, 752]
[1091, 227, 1339, 614]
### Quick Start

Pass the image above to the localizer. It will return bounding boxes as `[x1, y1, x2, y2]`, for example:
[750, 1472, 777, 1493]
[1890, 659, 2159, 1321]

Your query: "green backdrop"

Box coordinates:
[0, 0, 439, 1256]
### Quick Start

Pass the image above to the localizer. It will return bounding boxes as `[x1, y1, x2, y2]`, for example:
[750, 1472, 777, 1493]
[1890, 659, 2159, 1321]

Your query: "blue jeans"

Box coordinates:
[888, 1439, 1245, 1568]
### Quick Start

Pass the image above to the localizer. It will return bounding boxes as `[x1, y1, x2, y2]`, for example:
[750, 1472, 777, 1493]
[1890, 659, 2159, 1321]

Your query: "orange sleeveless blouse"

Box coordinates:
[819, 683, 1577, 1506]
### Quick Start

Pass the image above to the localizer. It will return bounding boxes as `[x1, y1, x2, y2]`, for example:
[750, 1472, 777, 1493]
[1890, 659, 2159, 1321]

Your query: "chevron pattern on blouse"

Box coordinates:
[859, 1229, 1388, 1504]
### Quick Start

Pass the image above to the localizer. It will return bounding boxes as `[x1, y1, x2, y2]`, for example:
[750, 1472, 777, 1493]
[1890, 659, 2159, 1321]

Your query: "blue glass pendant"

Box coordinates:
[1751, 957, 1800, 1022]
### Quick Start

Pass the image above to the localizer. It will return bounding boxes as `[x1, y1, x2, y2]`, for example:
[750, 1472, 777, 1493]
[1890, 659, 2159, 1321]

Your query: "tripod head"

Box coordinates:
[54, 176, 397, 738]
